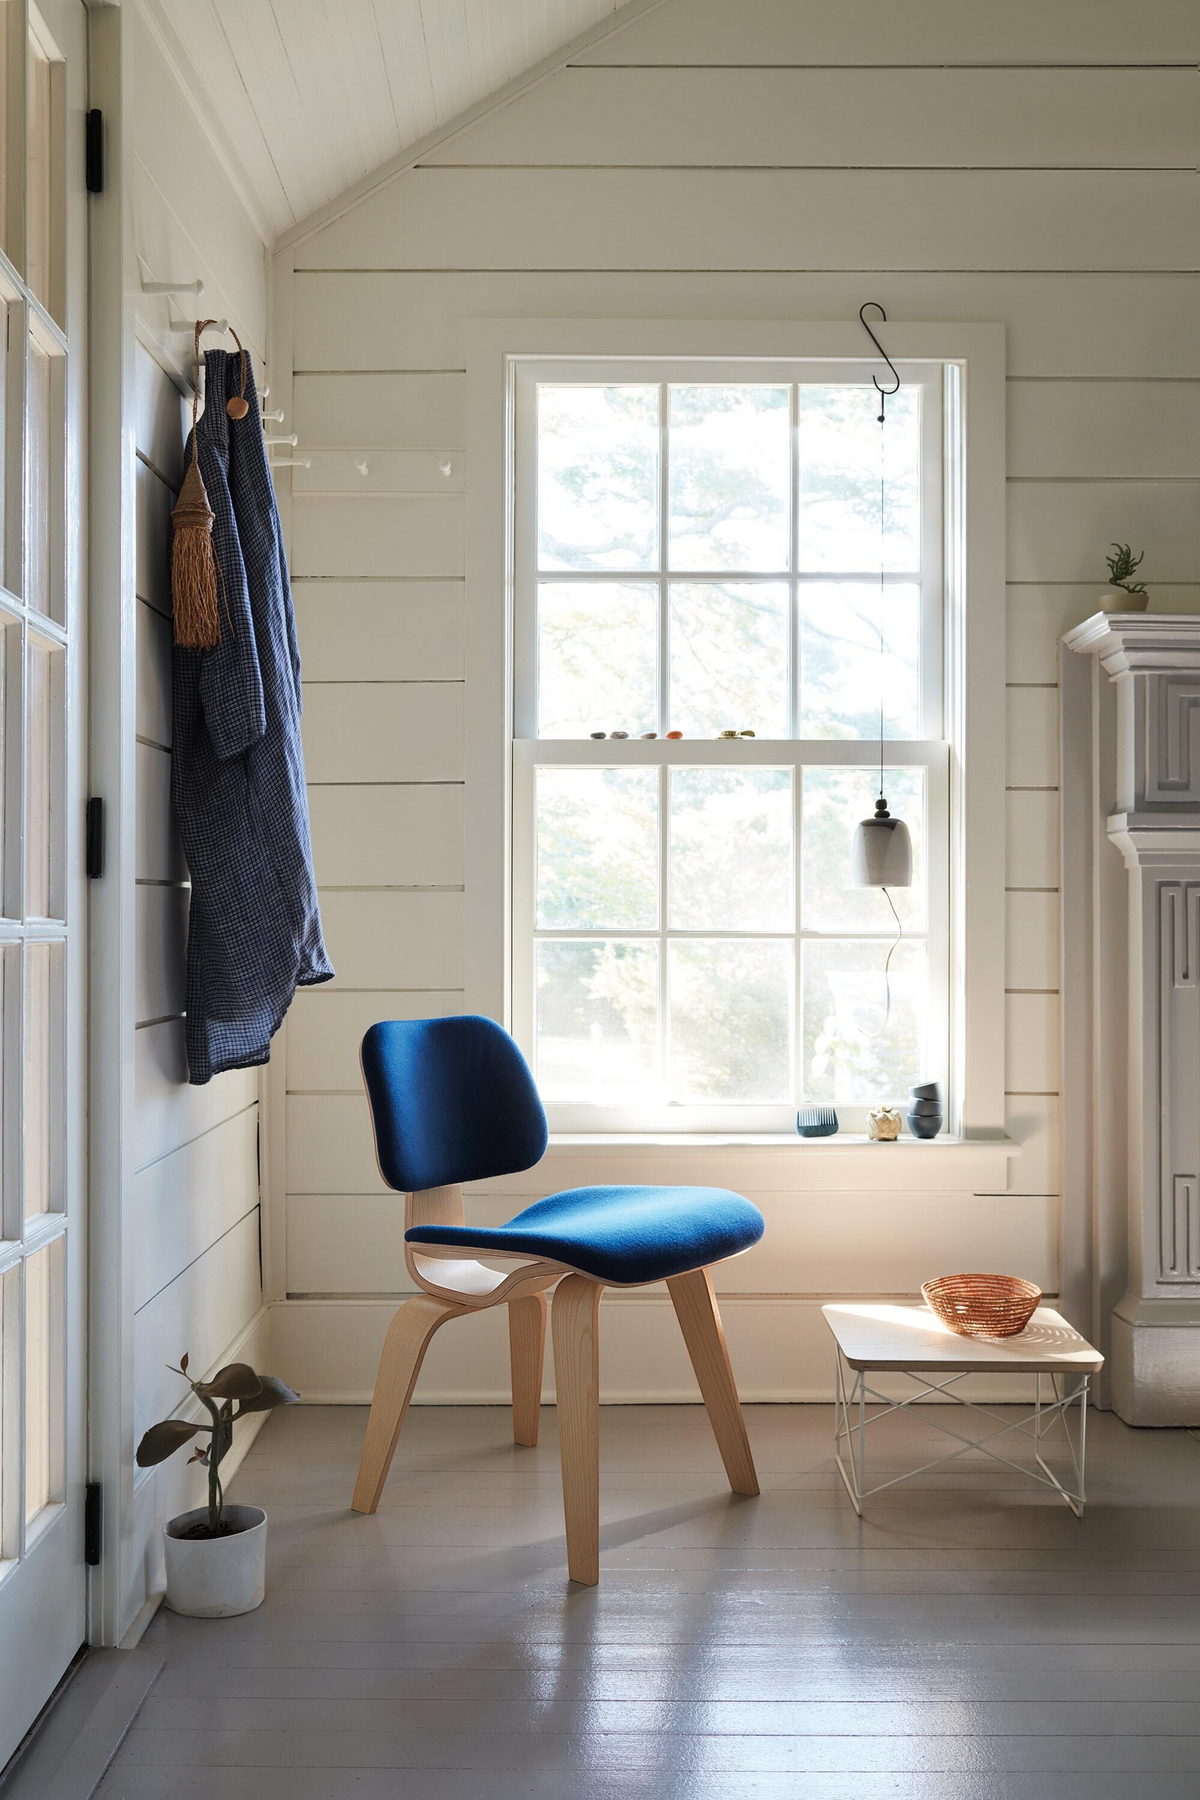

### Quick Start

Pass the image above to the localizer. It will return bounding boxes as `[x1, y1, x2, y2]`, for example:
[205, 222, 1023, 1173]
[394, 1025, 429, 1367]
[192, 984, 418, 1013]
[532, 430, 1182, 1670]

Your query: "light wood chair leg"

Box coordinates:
[552, 1273, 603, 1585]
[508, 1292, 547, 1447]
[667, 1266, 759, 1497]
[351, 1293, 466, 1514]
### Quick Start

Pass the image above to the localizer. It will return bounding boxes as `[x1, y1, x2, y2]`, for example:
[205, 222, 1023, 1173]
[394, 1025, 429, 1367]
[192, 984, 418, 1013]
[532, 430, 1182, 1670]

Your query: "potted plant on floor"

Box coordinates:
[136, 1353, 299, 1618]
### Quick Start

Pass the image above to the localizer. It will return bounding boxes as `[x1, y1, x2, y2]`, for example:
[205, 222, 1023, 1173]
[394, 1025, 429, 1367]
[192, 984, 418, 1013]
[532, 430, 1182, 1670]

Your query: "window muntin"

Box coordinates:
[513, 360, 947, 1133]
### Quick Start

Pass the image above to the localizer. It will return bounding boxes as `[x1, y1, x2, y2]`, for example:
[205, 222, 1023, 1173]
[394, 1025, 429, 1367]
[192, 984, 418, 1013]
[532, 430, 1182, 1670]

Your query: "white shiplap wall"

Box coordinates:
[268, 0, 1200, 1404]
[123, 1, 270, 1631]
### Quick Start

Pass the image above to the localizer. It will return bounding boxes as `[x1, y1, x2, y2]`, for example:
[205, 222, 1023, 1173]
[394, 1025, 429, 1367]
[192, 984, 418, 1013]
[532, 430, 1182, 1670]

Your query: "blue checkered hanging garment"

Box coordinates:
[172, 348, 333, 1084]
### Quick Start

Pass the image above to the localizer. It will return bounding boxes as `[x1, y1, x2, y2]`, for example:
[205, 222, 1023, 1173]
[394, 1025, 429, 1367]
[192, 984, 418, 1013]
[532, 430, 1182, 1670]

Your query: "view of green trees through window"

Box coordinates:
[521, 374, 938, 1120]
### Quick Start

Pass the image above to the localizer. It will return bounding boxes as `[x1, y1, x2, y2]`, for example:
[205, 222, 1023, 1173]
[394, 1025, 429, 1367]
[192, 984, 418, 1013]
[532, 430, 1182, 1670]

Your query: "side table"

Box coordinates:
[822, 1302, 1104, 1518]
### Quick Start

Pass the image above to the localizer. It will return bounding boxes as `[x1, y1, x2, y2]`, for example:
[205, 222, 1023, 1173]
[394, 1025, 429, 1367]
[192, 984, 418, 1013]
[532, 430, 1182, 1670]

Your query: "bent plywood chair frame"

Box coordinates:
[350, 1178, 759, 1586]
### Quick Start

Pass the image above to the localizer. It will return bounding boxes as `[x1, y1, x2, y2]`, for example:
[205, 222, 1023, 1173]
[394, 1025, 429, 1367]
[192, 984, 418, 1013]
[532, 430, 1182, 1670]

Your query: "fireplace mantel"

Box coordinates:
[1063, 612, 1200, 1425]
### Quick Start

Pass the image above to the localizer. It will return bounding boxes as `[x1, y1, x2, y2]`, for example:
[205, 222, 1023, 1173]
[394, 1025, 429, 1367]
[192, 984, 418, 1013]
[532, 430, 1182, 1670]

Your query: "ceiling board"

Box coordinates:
[150, 0, 622, 237]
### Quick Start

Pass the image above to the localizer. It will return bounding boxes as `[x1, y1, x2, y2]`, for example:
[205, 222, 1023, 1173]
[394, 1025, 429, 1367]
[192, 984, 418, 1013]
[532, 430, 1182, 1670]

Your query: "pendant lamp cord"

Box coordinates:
[862, 316, 903, 1041]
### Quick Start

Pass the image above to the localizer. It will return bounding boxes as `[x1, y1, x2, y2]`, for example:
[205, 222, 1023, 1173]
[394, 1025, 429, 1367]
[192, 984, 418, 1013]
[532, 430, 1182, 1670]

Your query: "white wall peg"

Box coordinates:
[264, 433, 299, 447]
[271, 456, 311, 469]
[354, 457, 370, 477]
[262, 407, 285, 423]
[438, 457, 453, 477]
[142, 277, 205, 298]
[171, 316, 228, 334]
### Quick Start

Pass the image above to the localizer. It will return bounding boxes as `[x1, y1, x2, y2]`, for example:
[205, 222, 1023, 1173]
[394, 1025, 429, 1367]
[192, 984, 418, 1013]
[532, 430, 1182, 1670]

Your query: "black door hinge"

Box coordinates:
[84, 1483, 102, 1565]
[85, 110, 104, 194]
[86, 798, 104, 879]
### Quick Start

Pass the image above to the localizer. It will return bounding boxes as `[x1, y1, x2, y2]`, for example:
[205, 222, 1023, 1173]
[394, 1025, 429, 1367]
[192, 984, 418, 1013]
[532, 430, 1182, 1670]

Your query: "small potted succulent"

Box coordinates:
[136, 1353, 298, 1617]
[1098, 542, 1149, 614]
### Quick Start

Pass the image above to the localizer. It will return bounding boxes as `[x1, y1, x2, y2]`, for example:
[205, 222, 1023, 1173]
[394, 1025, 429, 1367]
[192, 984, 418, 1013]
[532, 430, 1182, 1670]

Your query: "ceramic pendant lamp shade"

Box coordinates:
[851, 797, 913, 888]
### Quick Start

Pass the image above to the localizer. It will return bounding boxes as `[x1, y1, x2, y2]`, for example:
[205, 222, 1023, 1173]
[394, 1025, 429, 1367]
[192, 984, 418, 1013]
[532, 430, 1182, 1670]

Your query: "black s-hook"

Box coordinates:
[859, 301, 900, 422]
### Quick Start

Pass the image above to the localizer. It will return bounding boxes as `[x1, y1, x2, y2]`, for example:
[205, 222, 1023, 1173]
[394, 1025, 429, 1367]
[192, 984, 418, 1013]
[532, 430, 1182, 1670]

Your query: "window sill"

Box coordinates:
[468, 1134, 1022, 1197]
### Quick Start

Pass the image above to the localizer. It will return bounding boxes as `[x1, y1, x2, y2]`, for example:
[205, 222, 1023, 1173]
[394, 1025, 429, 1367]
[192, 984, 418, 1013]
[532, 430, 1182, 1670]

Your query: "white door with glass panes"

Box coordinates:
[512, 361, 948, 1133]
[0, 0, 87, 1766]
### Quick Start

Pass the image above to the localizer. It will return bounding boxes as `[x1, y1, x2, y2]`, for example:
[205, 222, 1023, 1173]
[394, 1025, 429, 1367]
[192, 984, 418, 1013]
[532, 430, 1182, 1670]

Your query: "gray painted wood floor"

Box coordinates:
[97, 1402, 1200, 1799]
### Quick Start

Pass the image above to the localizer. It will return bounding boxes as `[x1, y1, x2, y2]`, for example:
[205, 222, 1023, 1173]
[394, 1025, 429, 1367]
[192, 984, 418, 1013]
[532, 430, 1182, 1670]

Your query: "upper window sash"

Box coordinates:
[512, 358, 945, 747]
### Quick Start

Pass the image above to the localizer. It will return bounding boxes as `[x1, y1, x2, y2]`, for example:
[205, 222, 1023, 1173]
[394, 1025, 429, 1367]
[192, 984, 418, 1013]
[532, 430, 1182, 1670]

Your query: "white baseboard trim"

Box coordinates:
[267, 1293, 1042, 1406]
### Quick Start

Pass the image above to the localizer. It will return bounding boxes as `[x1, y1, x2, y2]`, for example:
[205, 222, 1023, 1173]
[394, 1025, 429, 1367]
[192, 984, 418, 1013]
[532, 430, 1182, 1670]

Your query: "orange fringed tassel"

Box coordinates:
[171, 457, 221, 648]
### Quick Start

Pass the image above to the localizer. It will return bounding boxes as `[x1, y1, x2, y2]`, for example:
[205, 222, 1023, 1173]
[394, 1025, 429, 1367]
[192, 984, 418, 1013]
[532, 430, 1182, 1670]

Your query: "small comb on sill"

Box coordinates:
[797, 1106, 838, 1138]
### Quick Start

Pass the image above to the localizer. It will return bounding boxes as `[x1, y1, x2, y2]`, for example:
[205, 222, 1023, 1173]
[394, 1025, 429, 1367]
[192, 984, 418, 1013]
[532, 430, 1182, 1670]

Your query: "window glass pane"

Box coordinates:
[535, 938, 658, 1103]
[24, 1233, 62, 1523]
[668, 386, 790, 572]
[26, 334, 54, 614]
[802, 937, 927, 1106]
[802, 766, 925, 932]
[26, 636, 58, 919]
[26, 29, 53, 310]
[537, 385, 658, 572]
[669, 938, 792, 1102]
[536, 767, 658, 931]
[668, 581, 788, 739]
[538, 581, 656, 739]
[669, 767, 792, 932]
[798, 385, 920, 573]
[799, 581, 920, 740]
[23, 940, 57, 1220]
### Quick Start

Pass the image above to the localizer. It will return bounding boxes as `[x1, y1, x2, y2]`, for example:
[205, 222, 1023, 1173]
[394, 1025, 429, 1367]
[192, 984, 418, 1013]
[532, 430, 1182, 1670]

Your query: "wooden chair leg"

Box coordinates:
[551, 1273, 603, 1585]
[351, 1293, 466, 1514]
[667, 1266, 759, 1497]
[508, 1292, 547, 1447]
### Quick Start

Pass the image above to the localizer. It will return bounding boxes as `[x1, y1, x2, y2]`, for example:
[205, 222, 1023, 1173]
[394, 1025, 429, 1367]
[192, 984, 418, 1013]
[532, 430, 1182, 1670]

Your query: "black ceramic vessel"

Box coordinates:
[908, 1081, 943, 1140]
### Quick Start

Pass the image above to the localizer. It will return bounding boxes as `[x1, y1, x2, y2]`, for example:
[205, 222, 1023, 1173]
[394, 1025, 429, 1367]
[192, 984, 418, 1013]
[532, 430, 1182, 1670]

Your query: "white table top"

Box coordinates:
[821, 1302, 1104, 1373]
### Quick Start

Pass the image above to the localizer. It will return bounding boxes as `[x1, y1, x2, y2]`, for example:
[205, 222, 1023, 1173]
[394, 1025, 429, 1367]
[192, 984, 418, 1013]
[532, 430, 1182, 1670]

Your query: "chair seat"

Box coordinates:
[406, 1184, 764, 1286]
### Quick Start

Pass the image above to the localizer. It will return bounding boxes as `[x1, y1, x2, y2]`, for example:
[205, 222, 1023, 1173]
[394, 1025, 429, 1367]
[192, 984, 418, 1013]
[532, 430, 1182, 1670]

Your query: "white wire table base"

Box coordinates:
[833, 1346, 1091, 1518]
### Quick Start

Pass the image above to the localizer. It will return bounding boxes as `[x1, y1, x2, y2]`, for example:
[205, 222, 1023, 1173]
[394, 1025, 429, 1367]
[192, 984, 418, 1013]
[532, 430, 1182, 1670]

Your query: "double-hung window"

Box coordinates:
[511, 359, 949, 1133]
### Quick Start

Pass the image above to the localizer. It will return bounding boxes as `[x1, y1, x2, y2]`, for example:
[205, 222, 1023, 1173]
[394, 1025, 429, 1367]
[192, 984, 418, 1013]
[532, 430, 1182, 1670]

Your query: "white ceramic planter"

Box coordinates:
[163, 1503, 267, 1617]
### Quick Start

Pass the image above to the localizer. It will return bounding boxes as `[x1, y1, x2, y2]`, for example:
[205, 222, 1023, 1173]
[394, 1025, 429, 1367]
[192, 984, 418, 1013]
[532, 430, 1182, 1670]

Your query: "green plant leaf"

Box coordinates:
[196, 1363, 263, 1401]
[136, 1419, 199, 1467]
[236, 1374, 300, 1414]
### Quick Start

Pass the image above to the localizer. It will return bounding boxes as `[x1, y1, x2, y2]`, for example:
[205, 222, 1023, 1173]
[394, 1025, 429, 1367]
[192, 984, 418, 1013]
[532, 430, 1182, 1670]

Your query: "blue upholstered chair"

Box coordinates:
[353, 1015, 765, 1584]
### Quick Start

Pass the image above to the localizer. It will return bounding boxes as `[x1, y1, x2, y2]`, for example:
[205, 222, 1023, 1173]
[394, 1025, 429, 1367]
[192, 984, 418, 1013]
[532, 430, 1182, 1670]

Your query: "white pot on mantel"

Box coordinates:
[1096, 587, 1150, 614]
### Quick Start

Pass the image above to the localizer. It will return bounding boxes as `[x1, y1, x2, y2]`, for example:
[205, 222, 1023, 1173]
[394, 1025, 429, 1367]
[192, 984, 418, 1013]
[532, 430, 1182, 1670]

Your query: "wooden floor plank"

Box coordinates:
[98, 1404, 1200, 1797]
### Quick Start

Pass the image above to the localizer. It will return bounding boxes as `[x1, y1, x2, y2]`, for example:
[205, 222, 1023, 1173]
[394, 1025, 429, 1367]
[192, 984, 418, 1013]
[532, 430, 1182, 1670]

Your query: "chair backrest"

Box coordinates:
[360, 1015, 548, 1193]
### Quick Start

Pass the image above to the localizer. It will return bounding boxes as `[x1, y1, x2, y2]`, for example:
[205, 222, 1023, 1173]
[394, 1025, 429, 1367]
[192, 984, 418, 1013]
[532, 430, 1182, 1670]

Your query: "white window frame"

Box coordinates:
[465, 320, 1007, 1152]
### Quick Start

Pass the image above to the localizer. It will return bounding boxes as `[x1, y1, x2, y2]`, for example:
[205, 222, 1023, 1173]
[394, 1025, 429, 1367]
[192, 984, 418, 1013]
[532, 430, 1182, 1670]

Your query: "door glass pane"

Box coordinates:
[536, 766, 658, 931]
[669, 767, 792, 932]
[799, 581, 921, 740]
[23, 941, 58, 1220]
[538, 581, 656, 739]
[23, 1234, 62, 1523]
[0, 1264, 14, 1559]
[802, 766, 926, 931]
[668, 937, 792, 1102]
[26, 27, 53, 311]
[668, 582, 788, 739]
[798, 385, 920, 573]
[537, 385, 659, 572]
[535, 938, 658, 1103]
[25, 334, 54, 615]
[802, 937, 927, 1106]
[668, 386, 790, 572]
[25, 636, 58, 917]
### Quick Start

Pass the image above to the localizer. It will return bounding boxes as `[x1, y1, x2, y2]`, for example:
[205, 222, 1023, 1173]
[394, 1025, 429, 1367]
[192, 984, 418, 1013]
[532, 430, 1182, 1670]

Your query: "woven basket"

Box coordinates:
[921, 1273, 1041, 1339]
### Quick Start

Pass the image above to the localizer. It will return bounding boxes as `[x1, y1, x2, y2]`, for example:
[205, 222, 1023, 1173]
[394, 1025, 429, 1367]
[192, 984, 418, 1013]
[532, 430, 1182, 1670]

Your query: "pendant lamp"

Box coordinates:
[851, 303, 913, 892]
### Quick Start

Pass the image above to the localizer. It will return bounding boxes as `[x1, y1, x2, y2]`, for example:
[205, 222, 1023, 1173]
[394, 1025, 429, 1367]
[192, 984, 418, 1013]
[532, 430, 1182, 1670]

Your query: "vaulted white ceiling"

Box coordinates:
[145, 0, 623, 240]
